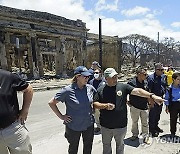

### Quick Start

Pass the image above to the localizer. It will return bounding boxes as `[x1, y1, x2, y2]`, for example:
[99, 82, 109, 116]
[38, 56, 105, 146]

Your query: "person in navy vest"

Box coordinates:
[147, 63, 167, 137]
[48, 66, 96, 154]
[164, 72, 180, 137]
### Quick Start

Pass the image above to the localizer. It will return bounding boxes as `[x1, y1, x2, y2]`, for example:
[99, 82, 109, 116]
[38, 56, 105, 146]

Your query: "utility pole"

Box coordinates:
[16, 37, 21, 73]
[99, 18, 102, 67]
[157, 32, 160, 62]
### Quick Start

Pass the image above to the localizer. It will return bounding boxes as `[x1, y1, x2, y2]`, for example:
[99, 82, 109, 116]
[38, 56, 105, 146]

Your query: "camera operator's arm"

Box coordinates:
[18, 84, 33, 124]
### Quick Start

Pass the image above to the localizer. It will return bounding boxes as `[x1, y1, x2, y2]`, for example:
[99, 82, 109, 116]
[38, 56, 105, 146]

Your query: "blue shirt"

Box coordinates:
[54, 83, 96, 131]
[147, 73, 167, 96]
[164, 85, 180, 105]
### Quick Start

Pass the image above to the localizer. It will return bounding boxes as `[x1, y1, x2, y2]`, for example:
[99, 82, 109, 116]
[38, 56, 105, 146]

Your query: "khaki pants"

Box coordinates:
[0, 121, 32, 154]
[130, 106, 148, 137]
[94, 109, 101, 128]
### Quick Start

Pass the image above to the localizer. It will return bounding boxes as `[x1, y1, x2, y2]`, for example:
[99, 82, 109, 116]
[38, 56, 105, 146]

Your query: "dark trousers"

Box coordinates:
[65, 125, 94, 154]
[149, 104, 163, 133]
[169, 103, 180, 135]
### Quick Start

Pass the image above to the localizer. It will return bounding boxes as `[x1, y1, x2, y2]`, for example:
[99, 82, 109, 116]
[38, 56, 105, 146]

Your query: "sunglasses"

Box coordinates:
[156, 69, 164, 71]
[81, 75, 90, 79]
[94, 72, 100, 74]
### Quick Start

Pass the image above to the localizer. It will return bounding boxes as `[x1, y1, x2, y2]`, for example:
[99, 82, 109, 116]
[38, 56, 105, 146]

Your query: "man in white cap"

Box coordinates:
[93, 68, 164, 154]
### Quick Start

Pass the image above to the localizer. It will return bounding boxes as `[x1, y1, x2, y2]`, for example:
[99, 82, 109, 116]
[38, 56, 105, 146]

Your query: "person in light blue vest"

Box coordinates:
[164, 72, 180, 137]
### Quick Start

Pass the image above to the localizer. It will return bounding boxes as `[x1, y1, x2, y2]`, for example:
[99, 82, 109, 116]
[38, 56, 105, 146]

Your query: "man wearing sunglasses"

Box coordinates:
[147, 63, 167, 137]
[127, 67, 149, 141]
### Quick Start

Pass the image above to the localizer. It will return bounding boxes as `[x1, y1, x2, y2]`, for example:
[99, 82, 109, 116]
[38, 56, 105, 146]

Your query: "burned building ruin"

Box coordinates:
[0, 5, 122, 78]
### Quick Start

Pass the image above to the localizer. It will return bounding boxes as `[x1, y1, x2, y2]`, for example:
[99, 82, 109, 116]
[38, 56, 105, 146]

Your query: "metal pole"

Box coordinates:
[157, 32, 160, 62]
[16, 37, 21, 72]
[99, 18, 102, 67]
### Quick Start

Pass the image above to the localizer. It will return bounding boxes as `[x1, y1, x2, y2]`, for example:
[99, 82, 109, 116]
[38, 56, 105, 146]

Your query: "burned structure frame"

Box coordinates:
[0, 5, 123, 78]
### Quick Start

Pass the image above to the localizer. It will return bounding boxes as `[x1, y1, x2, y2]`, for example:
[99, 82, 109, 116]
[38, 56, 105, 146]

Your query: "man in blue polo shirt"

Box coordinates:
[147, 63, 167, 137]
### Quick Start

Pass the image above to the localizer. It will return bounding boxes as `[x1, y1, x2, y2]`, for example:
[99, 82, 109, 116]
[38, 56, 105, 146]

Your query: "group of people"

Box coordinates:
[48, 62, 166, 154]
[0, 61, 179, 154]
[127, 64, 180, 142]
[127, 63, 168, 140]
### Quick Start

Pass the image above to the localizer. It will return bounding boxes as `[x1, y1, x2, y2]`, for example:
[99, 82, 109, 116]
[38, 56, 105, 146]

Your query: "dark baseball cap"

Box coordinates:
[74, 66, 92, 76]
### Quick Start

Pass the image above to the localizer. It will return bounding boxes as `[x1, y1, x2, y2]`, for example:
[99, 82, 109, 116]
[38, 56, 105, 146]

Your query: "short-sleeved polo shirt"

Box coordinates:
[54, 83, 96, 131]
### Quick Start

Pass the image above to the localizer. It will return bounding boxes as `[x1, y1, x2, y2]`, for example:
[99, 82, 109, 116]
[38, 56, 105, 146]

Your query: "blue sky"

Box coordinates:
[0, 0, 180, 41]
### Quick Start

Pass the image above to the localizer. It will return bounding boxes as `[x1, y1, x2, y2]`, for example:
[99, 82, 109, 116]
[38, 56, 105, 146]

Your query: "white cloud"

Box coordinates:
[95, 0, 119, 12]
[0, 0, 180, 41]
[101, 18, 162, 38]
[171, 22, 180, 28]
[93, 17, 180, 41]
[145, 14, 155, 19]
[121, 6, 150, 17]
[0, 0, 90, 21]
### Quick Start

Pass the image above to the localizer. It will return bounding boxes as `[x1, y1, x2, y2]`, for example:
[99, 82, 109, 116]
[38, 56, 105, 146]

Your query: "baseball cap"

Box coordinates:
[74, 66, 92, 76]
[104, 68, 118, 78]
[92, 61, 101, 68]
